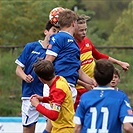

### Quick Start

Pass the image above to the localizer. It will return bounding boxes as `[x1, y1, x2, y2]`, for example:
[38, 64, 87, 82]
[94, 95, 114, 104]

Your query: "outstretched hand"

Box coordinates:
[120, 61, 130, 71]
[108, 57, 130, 72]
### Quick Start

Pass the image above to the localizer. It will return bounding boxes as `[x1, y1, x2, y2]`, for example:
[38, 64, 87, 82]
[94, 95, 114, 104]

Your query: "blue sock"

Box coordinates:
[42, 129, 49, 133]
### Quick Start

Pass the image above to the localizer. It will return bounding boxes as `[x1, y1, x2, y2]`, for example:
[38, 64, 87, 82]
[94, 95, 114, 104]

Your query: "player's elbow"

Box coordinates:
[15, 65, 23, 76]
[15, 66, 19, 75]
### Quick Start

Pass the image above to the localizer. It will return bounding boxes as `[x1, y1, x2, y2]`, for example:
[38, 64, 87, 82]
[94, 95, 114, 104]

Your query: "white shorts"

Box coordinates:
[68, 83, 77, 103]
[22, 99, 40, 127]
[22, 84, 53, 126]
[22, 84, 51, 126]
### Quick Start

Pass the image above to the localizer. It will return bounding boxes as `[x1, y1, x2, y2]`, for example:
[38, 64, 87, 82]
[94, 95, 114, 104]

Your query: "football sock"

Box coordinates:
[42, 129, 49, 133]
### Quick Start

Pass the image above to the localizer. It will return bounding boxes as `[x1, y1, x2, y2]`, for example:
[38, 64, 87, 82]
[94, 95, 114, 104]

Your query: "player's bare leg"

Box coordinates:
[23, 124, 35, 133]
[42, 119, 52, 133]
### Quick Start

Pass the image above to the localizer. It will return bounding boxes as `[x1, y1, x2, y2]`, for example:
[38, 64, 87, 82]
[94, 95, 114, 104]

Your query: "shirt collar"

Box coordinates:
[93, 86, 115, 90]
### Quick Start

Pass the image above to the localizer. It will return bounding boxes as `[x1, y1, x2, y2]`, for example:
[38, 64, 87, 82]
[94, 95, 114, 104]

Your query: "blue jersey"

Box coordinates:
[46, 31, 80, 85]
[74, 86, 133, 133]
[118, 89, 130, 103]
[15, 40, 46, 99]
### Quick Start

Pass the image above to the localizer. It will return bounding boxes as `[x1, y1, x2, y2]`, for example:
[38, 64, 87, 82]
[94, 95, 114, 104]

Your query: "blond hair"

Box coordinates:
[77, 14, 91, 24]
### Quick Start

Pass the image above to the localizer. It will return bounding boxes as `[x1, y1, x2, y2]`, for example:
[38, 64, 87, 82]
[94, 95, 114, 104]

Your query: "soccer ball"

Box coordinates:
[49, 7, 64, 26]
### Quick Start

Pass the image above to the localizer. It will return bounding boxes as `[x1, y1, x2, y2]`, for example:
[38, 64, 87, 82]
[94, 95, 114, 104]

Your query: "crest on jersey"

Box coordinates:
[51, 36, 56, 43]
[85, 43, 90, 47]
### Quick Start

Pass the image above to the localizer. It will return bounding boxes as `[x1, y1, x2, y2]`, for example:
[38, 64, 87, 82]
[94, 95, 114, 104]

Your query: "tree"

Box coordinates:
[107, 1, 133, 46]
[0, 0, 76, 46]
[74, 0, 131, 44]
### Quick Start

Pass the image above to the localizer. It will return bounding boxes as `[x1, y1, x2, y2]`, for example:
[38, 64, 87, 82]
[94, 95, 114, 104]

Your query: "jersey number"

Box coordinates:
[87, 107, 109, 133]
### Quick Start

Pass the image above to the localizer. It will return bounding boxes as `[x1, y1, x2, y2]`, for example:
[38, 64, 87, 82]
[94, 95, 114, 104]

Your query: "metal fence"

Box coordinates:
[0, 45, 133, 50]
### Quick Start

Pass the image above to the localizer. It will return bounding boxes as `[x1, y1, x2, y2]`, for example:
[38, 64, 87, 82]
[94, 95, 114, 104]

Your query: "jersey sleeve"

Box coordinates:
[42, 96, 50, 103]
[36, 88, 66, 121]
[91, 43, 109, 60]
[119, 98, 133, 123]
[46, 34, 62, 56]
[36, 104, 59, 121]
[50, 88, 66, 106]
[15, 43, 32, 67]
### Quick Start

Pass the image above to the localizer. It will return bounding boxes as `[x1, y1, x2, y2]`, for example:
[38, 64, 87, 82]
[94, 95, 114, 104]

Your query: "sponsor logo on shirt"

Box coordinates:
[68, 39, 73, 42]
[81, 58, 94, 65]
[32, 51, 40, 54]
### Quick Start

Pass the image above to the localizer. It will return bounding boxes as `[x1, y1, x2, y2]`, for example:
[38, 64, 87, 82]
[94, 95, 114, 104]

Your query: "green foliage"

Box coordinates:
[0, 0, 76, 46]
[107, 1, 133, 46]
[86, 20, 107, 46]
[76, 0, 132, 43]
[0, 0, 131, 46]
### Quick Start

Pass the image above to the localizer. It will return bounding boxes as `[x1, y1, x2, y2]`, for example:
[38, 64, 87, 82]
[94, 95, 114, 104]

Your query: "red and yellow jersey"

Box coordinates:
[50, 76, 75, 133]
[76, 37, 109, 89]
[37, 76, 75, 132]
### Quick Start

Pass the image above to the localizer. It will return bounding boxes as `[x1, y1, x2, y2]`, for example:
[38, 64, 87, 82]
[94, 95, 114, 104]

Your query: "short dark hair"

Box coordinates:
[33, 59, 55, 81]
[45, 20, 60, 31]
[94, 59, 114, 86]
